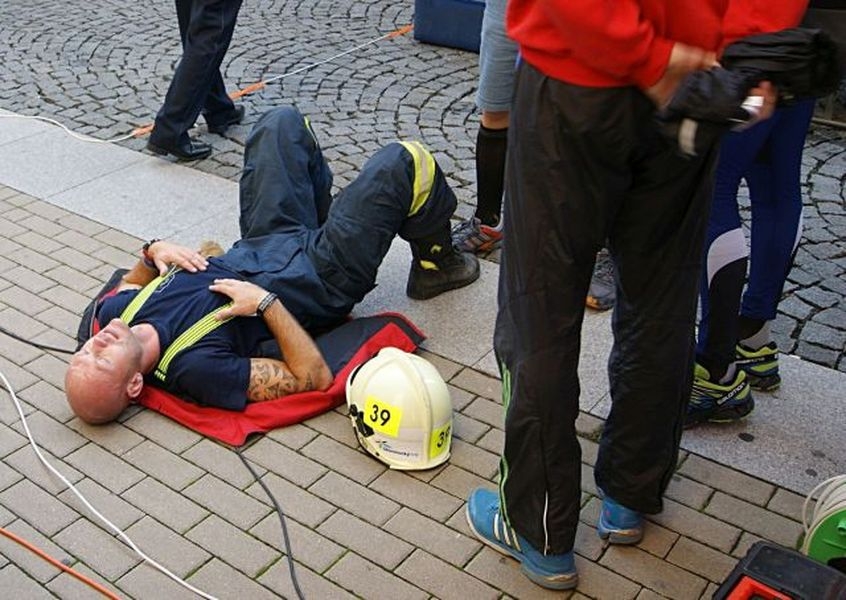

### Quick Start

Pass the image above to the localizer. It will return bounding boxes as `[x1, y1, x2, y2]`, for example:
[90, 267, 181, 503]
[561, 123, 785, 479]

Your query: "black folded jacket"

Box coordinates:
[721, 27, 841, 101]
[657, 28, 841, 156]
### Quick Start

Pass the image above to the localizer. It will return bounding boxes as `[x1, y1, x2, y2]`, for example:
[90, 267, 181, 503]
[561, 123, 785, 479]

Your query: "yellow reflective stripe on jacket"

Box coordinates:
[119, 273, 168, 324]
[114, 266, 234, 384]
[399, 141, 436, 216]
[153, 303, 234, 381]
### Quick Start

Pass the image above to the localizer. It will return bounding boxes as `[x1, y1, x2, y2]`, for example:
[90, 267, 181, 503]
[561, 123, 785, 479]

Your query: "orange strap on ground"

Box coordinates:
[229, 81, 267, 99]
[132, 124, 154, 137]
[0, 526, 122, 599]
[389, 24, 414, 38]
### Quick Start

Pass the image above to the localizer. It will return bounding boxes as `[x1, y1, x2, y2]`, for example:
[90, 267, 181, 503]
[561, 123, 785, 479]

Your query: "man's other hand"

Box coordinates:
[147, 241, 209, 275]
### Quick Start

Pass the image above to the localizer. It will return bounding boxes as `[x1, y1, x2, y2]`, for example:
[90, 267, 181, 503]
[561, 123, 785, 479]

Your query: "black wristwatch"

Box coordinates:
[256, 292, 278, 317]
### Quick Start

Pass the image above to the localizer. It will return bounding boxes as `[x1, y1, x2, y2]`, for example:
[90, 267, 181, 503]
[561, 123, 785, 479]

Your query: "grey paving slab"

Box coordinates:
[682, 354, 846, 494]
[0, 519, 74, 584]
[53, 518, 140, 581]
[354, 237, 499, 366]
[0, 128, 144, 199]
[251, 512, 345, 574]
[186, 514, 279, 577]
[46, 157, 239, 245]
[0, 563, 55, 599]
[0, 112, 54, 145]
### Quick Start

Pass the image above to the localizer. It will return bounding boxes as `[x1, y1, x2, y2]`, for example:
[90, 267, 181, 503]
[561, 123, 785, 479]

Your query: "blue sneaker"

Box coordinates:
[597, 495, 643, 545]
[465, 488, 578, 590]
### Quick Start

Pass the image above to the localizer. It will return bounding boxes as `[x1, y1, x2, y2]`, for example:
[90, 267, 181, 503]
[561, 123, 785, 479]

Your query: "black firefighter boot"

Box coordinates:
[407, 225, 480, 300]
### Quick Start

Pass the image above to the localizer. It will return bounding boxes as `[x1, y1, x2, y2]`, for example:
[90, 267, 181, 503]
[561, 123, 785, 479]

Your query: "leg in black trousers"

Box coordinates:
[149, 0, 243, 159]
[494, 61, 716, 555]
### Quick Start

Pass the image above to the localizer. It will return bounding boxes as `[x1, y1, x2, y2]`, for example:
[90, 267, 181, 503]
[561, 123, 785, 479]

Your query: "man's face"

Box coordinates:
[65, 319, 143, 423]
[71, 319, 141, 379]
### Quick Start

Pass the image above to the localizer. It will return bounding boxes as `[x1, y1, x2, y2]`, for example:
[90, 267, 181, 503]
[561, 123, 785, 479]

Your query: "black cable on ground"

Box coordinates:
[0, 325, 75, 354]
[235, 446, 306, 600]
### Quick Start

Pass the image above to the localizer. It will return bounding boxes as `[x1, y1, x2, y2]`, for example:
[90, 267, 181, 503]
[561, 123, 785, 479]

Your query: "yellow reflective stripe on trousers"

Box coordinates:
[304, 116, 319, 146]
[399, 141, 436, 216]
[153, 303, 234, 381]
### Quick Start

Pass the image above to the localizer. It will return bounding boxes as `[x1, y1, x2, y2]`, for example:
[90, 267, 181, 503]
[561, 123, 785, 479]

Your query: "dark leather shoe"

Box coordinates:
[406, 251, 480, 300]
[147, 137, 212, 161]
[206, 105, 246, 135]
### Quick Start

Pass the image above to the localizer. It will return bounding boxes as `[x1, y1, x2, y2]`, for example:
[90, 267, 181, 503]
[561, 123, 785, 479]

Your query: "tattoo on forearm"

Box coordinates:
[249, 360, 299, 402]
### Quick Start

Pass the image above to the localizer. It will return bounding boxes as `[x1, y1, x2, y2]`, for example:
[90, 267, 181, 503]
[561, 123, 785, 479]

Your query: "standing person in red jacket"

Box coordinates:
[464, 1, 788, 590]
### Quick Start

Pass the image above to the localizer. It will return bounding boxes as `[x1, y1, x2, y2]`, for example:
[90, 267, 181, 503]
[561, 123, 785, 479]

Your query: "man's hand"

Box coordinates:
[646, 43, 719, 109]
[733, 81, 777, 130]
[207, 278, 333, 401]
[147, 241, 208, 275]
[208, 278, 268, 320]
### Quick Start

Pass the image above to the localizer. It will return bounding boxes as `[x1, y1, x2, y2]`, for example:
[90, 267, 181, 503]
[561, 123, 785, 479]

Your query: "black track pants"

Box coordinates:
[494, 62, 718, 554]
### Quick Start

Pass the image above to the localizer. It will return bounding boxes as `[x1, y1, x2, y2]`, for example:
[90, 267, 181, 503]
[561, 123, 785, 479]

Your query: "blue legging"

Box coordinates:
[696, 99, 815, 374]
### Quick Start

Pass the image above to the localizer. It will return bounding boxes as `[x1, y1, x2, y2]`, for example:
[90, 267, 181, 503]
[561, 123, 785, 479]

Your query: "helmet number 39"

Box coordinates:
[365, 397, 402, 437]
[371, 404, 391, 427]
[428, 422, 451, 458]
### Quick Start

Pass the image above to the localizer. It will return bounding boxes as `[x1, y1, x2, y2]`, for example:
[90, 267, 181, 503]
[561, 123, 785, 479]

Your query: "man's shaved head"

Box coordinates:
[65, 320, 144, 424]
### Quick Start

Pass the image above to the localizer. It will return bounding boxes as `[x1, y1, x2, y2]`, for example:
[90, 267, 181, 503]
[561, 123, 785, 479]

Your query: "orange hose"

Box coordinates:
[0, 526, 122, 600]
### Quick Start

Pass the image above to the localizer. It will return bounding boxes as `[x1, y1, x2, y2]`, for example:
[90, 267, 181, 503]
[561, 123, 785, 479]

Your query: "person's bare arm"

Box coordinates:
[117, 240, 210, 291]
[209, 278, 333, 403]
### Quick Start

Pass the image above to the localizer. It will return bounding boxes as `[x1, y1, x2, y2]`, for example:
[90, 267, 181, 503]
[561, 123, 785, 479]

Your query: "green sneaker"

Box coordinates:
[686, 364, 754, 427]
[735, 342, 780, 391]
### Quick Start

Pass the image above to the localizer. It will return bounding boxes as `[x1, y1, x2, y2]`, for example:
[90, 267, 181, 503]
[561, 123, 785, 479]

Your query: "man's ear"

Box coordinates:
[126, 372, 144, 399]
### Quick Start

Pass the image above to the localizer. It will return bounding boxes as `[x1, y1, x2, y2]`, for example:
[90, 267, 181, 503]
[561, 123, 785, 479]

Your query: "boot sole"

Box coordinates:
[146, 141, 211, 161]
[685, 398, 755, 428]
[746, 372, 780, 392]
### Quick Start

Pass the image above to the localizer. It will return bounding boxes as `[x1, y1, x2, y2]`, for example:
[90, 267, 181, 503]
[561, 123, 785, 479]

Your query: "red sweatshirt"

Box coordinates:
[506, 1, 808, 89]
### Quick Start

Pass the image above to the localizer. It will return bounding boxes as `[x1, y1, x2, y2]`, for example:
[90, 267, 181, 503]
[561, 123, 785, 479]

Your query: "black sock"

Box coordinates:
[411, 223, 455, 265]
[699, 357, 728, 384]
[475, 125, 507, 227]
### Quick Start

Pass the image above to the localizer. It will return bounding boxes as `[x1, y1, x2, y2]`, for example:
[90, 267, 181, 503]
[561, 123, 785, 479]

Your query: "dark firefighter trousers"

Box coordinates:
[220, 106, 456, 331]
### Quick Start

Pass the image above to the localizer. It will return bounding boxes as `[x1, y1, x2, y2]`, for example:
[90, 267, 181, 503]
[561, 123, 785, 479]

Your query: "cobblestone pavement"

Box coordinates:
[2, 0, 845, 370]
[0, 185, 824, 599]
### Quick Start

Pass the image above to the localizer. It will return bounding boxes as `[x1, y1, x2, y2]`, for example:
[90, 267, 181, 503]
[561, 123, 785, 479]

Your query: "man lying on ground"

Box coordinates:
[65, 106, 479, 424]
